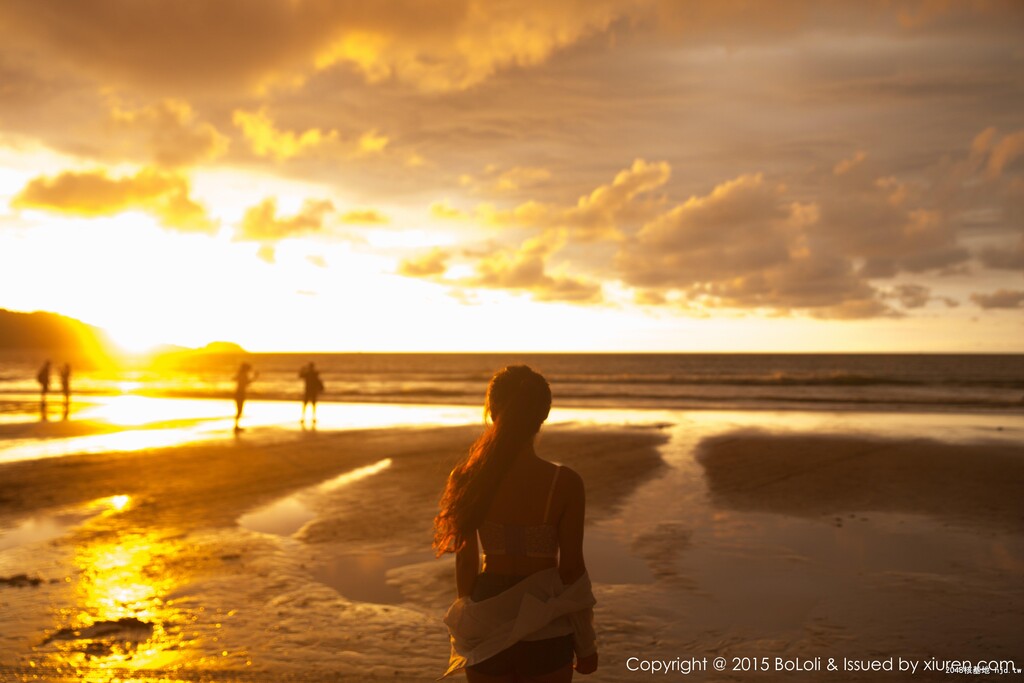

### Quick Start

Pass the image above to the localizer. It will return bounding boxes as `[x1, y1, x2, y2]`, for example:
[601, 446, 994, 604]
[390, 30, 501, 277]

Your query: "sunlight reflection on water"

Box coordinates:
[48, 531, 189, 679]
[0, 393, 695, 465]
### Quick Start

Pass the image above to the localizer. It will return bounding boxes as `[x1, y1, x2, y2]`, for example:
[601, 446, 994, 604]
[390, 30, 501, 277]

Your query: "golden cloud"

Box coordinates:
[488, 159, 671, 240]
[430, 201, 468, 220]
[356, 129, 389, 155]
[467, 233, 602, 303]
[233, 108, 339, 161]
[398, 248, 449, 277]
[461, 165, 554, 193]
[0, 1, 640, 95]
[340, 209, 389, 224]
[12, 168, 215, 232]
[238, 198, 334, 241]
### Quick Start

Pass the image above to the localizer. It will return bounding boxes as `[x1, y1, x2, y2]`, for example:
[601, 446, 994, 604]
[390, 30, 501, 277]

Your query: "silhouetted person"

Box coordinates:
[59, 363, 71, 420]
[299, 362, 324, 425]
[233, 362, 258, 432]
[36, 360, 51, 420]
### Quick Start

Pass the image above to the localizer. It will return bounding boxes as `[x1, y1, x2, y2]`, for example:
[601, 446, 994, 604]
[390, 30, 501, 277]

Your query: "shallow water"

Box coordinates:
[0, 394, 680, 464]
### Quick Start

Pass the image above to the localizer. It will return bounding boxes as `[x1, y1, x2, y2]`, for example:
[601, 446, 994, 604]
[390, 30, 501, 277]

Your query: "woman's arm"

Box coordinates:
[455, 530, 479, 598]
[556, 468, 587, 584]
[557, 468, 598, 674]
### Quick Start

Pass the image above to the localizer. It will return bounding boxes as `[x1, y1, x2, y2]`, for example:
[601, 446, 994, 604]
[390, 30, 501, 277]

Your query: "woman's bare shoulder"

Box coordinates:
[554, 464, 584, 494]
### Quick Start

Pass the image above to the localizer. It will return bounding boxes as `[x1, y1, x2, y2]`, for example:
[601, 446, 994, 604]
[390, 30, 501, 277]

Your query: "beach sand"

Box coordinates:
[0, 419, 668, 681]
[0, 408, 1022, 681]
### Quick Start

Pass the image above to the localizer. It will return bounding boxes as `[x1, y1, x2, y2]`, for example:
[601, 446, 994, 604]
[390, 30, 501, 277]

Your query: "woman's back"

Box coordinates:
[479, 456, 563, 576]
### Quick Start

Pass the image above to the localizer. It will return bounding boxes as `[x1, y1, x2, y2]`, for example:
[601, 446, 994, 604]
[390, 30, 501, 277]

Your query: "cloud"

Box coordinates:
[430, 201, 468, 220]
[0, 1, 637, 95]
[356, 129, 389, 155]
[311, 2, 636, 93]
[397, 234, 602, 304]
[237, 198, 334, 241]
[969, 289, 1024, 309]
[257, 244, 276, 264]
[986, 129, 1024, 178]
[613, 171, 896, 317]
[461, 165, 554, 193]
[340, 209, 388, 224]
[233, 108, 339, 161]
[12, 168, 215, 232]
[469, 234, 603, 303]
[494, 166, 552, 192]
[885, 283, 931, 309]
[398, 248, 449, 277]
[473, 251, 603, 303]
[491, 159, 671, 241]
[652, 0, 1024, 40]
[813, 152, 969, 276]
[110, 98, 229, 167]
[704, 252, 891, 319]
[618, 173, 793, 285]
[980, 236, 1024, 271]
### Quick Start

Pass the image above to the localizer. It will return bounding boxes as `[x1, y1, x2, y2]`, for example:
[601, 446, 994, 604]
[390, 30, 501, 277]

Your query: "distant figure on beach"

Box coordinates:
[36, 360, 51, 420]
[59, 363, 71, 420]
[233, 362, 258, 432]
[434, 366, 598, 680]
[298, 362, 324, 425]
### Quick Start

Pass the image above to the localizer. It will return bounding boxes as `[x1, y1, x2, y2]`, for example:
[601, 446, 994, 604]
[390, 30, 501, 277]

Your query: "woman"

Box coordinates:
[435, 366, 598, 681]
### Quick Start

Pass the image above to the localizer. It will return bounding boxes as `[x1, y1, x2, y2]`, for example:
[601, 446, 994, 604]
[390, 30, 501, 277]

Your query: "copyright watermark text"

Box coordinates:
[623, 655, 1022, 675]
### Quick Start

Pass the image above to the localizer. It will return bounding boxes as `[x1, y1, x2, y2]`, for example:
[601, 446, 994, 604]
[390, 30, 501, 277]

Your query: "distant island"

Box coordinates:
[0, 308, 245, 356]
[195, 341, 247, 355]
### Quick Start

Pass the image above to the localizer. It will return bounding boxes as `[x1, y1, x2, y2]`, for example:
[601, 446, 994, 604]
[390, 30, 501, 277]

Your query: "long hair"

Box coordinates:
[433, 365, 551, 556]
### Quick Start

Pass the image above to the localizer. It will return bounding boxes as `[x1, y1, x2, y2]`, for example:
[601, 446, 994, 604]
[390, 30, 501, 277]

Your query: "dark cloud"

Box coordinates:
[813, 153, 970, 276]
[885, 284, 931, 309]
[969, 289, 1024, 309]
[980, 237, 1024, 271]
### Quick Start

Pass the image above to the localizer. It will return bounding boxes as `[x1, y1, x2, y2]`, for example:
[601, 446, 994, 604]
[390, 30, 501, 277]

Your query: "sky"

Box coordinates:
[0, 1, 1022, 352]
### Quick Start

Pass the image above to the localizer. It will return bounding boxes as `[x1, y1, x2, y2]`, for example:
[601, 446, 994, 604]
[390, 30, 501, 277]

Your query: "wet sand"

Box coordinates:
[0, 420, 669, 681]
[697, 432, 1024, 532]
[0, 409, 1022, 681]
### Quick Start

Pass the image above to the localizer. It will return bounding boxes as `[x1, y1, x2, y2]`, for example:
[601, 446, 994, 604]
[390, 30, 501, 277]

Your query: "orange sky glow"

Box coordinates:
[0, 1, 1022, 352]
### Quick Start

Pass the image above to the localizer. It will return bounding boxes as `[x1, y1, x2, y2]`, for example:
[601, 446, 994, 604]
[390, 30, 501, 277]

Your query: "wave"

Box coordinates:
[272, 367, 1024, 390]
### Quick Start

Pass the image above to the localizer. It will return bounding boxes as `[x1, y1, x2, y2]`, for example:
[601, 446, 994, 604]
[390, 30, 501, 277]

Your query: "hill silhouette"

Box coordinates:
[0, 308, 115, 354]
[0, 309, 245, 357]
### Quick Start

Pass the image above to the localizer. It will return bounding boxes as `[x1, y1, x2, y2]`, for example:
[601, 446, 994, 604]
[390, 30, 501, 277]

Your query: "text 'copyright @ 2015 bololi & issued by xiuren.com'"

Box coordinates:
[624, 655, 1022, 675]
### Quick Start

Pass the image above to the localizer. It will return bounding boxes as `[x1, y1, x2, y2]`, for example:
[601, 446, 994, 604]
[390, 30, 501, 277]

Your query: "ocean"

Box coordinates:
[2, 352, 1023, 413]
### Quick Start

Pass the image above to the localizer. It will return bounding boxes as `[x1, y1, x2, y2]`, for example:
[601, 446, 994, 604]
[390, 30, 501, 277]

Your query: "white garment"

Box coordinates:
[441, 568, 597, 679]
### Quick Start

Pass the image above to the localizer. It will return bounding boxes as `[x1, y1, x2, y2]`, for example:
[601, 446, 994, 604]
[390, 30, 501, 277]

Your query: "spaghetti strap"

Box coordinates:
[542, 466, 561, 523]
